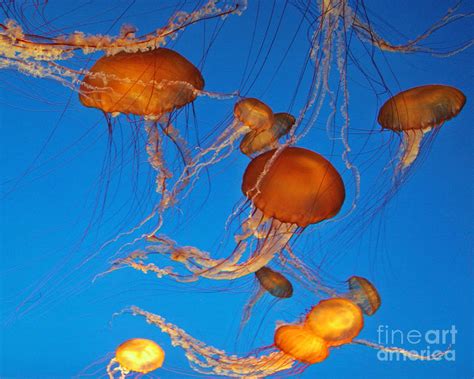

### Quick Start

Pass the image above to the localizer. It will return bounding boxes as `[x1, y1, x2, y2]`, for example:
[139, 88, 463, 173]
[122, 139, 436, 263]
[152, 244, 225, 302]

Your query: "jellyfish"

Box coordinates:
[240, 112, 296, 157]
[274, 324, 329, 365]
[166, 97, 275, 206]
[378, 85, 466, 171]
[346, 276, 381, 316]
[234, 98, 274, 132]
[79, 48, 205, 120]
[107, 338, 165, 378]
[304, 298, 364, 347]
[241, 266, 293, 330]
[123, 296, 447, 378]
[78, 46, 206, 212]
[106, 146, 345, 282]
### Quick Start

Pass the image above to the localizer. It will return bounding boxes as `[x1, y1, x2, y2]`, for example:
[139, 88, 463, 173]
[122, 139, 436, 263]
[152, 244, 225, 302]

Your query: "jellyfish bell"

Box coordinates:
[79, 47, 205, 119]
[304, 298, 363, 347]
[255, 266, 293, 298]
[272, 113, 296, 136]
[378, 84, 466, 170]
[274, 324, 329, 365]
[346, 276, 381, 316]
[240, 112, 296, 157]
[107, 338, 165, 378]
[234, 97, 274, 133]
[242, 146, 345, 227]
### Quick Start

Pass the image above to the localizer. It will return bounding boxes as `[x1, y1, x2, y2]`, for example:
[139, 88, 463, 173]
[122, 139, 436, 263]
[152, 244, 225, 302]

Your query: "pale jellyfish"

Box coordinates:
[107, 338, 164, 378]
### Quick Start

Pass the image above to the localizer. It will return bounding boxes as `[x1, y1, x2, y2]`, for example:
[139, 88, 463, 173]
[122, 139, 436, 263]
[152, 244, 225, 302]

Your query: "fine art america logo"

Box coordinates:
[376, 325, 456, 361]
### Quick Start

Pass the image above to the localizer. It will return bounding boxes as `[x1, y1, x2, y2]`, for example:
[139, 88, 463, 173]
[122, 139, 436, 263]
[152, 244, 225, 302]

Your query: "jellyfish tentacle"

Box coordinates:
[240, 286, 266, 331]
[127, 306, 294, 378]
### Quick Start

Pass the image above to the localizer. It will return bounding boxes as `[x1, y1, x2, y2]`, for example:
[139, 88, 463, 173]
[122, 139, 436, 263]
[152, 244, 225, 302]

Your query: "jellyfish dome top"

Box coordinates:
[255, 266, 293, 298]
[304, 298, 364, 347]
[107, 338, 165, 378]
[347, 276, 381, 316]
[242, 146, 345, 227]
[240, 112, 296, 157]
[233, 97, 274, 133]
[377, 84, 466, 170]
[274, 324, 329, 365]
[79, 47, 205, 119]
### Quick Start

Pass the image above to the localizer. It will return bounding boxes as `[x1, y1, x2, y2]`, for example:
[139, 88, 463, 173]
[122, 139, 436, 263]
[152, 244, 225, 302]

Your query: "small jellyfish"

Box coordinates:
[234, 98, 274, 133]
[255, 266, 294, 298]
[304, 298, 364, 347]
[188, 97, 274, 165]
[107, 338, 165, 378]
[79, 47, 204, 119]
[346, 276, 381, 316]
[274, 324, 329, 364]
[241, 266, 293, 329]
[378, 84, 466, 171]
[240, 112, 296, 157]
[163, 97, 276, 212]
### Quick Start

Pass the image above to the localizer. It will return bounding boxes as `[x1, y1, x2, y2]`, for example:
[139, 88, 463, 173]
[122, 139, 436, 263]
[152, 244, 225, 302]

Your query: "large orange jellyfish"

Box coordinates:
[107, 338, 164, 378]
[78, 47, 205, 206]
[79, 48, 204, 119]
[378, 84, 466, 171]
[122, 295, 447, 378]
[105, 146, 345, 282]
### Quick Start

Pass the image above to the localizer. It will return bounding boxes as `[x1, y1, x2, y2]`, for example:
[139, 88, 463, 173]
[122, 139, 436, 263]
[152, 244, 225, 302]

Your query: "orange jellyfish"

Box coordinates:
[304, 298, 364, 347]
[242, 146, 345, 227]
[126, 294, 446, 378]
[107, 338, 164, 378]
[78, 47, 205, 204]
[274, 324, 329, 365]
[108, 146, 345, 282]
[79, 48, 204, 119]
[378, 84, 466, 171]
[168, 97, 275, 201]
[234, 98, 274, 133]
[241, 266, 293, 329]
[240, 112, 296, 157]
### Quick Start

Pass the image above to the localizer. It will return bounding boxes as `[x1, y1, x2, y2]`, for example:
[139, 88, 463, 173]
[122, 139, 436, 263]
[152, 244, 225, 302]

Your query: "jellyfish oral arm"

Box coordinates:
[107, 219, 296, 282]
[398, 128, 431, 171]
